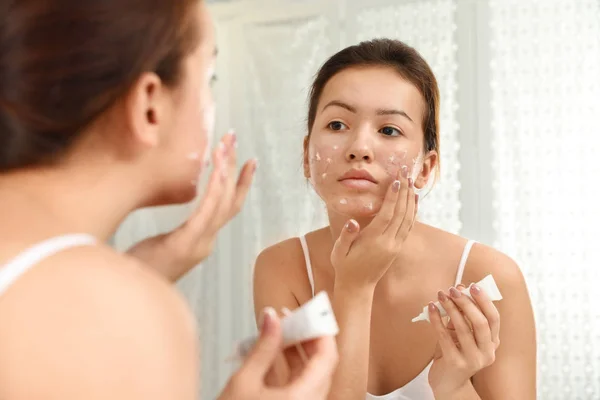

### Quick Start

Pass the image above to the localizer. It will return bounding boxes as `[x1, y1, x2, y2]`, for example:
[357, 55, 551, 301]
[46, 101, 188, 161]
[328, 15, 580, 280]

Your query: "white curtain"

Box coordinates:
[112, 0, 600, 398]
[489, 0, 600, 398]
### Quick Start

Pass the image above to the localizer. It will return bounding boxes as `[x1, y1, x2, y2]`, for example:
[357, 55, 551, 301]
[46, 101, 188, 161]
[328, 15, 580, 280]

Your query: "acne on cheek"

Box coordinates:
[309, 144, 340, 183]
[383, 151, 424, 181]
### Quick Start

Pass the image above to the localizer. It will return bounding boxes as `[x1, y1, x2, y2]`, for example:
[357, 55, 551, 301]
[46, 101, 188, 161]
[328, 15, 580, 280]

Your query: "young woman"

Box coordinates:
[254, 39, 536, 400]
[0, 1, 337, 399]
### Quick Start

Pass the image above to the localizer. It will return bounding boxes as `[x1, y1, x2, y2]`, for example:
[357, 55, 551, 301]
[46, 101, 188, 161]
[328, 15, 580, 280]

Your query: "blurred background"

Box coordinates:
[113, 0, 600, 398]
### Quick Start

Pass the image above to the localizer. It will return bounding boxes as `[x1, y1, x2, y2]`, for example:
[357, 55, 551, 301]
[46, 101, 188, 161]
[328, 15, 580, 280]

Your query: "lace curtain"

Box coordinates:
[489, 0, 600, 398]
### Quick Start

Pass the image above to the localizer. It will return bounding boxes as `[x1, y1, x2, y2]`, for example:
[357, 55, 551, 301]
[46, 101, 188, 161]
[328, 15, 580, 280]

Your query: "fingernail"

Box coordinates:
[218, 141, 227, 156]
[401, 166, 409, 178]
[437, 290, 447, 302]
[415, 193, 419, 205]
[457, 284, 466, 290]
[450, 287, 462, 299]
[232, 133, 238, 149]
[252, 159, 258, 173]
[408, 178, 414, 188]
[392, 180, 401, 193]
[346, 219, 358, 232]
[428, 302, 437, 312]
[471, 284, 481, 295]
[260, 307, 277, 333]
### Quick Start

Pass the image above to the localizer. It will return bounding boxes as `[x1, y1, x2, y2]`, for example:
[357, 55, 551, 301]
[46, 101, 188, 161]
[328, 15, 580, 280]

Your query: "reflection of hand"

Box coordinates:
[218, 309, 338, 400]
[331, 172, 418, 290]
[428, 284, 501, 398]
[127, 132, 256, 281]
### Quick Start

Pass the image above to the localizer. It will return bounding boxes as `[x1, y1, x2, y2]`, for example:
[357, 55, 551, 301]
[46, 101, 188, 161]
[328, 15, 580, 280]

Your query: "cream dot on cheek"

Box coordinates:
[340, 198, 348, 205]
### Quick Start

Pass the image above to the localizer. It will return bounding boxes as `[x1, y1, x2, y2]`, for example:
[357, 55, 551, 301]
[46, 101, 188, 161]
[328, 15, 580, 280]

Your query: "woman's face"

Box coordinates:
[305, 66, 435, 218]
[151, 1, 217, 204]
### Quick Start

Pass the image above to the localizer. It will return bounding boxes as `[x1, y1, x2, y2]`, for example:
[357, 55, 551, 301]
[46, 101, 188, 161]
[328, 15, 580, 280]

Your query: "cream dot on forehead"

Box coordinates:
[333, 145, 339, 150]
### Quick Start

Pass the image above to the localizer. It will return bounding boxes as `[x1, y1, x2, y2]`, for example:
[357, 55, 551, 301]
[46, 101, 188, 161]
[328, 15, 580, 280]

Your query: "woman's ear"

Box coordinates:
[414, 150, 438, 189]
[303, 135, 311, 179]
[124, 72, 166, 149]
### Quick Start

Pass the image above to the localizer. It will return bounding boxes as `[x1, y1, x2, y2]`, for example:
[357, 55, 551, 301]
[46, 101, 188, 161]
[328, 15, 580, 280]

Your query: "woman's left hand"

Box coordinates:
[428, 283, 501, 398]
[126, 132, 256, 281]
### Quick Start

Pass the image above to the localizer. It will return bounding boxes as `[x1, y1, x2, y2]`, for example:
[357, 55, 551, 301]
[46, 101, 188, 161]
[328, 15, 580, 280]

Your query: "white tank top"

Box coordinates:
[298, 236, 476, 400]
[0, 234, 97, 296]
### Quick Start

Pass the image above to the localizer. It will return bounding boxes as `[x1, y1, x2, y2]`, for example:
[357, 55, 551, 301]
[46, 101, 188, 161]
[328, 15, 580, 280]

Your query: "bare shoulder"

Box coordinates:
[0, 245, 198, 400]
[463, 241, 526, 291]
[254, 234, 313, 297]
[416, 223, 527, 291]
[253, 229, 328, 315]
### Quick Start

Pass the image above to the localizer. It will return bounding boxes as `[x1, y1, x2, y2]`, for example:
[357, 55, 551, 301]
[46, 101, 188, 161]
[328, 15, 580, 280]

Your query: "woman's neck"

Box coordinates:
[0, 164, 148, 242]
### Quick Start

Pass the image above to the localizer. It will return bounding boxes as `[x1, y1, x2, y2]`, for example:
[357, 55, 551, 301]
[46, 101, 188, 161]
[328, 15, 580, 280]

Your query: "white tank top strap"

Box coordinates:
[298, 235, 315, 297]
[0, 234, 97, 296]
[455, 239, 477, 286]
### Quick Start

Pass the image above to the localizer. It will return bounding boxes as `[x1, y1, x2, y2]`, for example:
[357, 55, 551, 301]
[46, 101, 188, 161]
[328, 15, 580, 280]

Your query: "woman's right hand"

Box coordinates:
[331, 172, 417, 290]
[218, 308, 339, 400]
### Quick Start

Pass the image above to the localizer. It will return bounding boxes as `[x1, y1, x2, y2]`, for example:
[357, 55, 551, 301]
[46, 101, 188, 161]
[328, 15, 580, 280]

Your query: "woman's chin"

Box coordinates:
[330, 201, 382, 219]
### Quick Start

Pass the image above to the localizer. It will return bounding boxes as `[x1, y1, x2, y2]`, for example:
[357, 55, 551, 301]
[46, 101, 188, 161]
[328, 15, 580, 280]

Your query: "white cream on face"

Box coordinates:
[202, 64, 217, 164]
[202, 102, 216, 165]
[308, 140, 424, 216]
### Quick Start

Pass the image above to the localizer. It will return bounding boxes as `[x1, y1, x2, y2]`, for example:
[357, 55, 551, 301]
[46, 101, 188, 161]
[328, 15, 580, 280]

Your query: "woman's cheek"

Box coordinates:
[202, 102, 216, 165]
[308, 144, 339, 186]
[380, 149, 423, 180]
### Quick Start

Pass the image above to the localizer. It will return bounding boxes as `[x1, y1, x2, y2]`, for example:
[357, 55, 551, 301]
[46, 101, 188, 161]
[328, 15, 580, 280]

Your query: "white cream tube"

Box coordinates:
[235, 291, 339, 358]
[411, 274, 503, 323]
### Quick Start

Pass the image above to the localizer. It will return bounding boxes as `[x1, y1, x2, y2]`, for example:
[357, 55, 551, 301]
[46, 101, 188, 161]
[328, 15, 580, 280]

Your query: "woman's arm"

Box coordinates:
[327, 282, 376, 400]
[470, 249, 537, 399]
[253, 240, 376, 399]
[253, 241, 305, 385]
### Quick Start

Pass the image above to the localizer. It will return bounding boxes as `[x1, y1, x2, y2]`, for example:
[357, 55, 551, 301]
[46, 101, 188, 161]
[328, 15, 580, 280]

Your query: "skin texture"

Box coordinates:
[254, 66, 536, 400]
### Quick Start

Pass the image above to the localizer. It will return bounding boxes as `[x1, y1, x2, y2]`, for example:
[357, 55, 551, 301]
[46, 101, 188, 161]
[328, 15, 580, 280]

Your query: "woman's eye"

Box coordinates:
[380, 126, 402, 137]
[328, 121, 348, 131]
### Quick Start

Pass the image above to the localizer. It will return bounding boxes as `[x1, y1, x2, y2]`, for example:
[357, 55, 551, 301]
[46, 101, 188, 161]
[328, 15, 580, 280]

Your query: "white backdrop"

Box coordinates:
[113, 0, 600, 398]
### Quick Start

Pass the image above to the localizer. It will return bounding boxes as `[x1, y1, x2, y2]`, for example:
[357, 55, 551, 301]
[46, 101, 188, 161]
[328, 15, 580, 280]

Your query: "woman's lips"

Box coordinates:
[339, 178, 377, 190]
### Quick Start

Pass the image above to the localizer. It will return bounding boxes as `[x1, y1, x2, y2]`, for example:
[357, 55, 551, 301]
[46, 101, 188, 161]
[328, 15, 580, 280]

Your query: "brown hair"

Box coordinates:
[0, 0, 201, 172]
[307, 38, 440, 173]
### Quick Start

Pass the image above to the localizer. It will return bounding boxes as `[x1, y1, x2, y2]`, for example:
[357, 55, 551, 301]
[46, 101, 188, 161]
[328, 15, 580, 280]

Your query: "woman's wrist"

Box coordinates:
[432, 380, 479, 400]
[333, 278, 376, 298]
